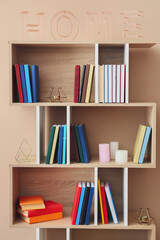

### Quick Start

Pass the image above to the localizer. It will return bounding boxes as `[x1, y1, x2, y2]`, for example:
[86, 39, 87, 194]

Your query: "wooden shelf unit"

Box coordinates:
[9, 42, 156, 240]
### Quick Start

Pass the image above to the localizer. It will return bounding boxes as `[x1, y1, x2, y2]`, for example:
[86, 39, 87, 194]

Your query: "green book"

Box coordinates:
[74, 125, 84, 163]
[46, 125, 55, 164]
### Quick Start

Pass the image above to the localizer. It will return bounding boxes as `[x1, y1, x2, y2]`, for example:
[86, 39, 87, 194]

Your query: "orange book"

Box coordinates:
[20, 211, 62, 224]
[19, 195, 45, 210]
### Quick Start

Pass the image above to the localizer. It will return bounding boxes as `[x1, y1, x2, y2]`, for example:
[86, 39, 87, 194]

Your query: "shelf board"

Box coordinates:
[10, 102, 156, 107]
[10, 157, 154, 168]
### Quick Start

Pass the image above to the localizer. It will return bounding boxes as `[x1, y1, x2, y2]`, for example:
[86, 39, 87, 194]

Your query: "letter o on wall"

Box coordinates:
[50, 10, 79, 40]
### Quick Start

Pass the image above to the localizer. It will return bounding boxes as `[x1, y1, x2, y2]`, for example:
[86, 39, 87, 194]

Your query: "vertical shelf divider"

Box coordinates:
[124, 43, 129, 103]
[95, 43, 99, 103]
[36, 106, 44, 164]
[66, 228, 70, 240]
[94, 167, 98, 226]
[36, 228, 45, 240]
[123, 167, 128, 226]
[67, 106, 70, 164]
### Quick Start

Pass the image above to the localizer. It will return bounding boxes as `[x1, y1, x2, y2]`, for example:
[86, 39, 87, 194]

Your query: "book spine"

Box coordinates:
[85, 184, 94, 225]
[15, 64, 24, 103]
[85, 65, 94, 103]
[116, 65, 120, 103]
[120, 65, 125, 103]
[74, 65, 80, 103]
[62, 125, 67, 164]
[139, 126, 151, 164]
[112, 65, 116, 103]
[58, 126, 64, 164]
[24, 64, 32, 103]
[78, 125, 89, 163]
[79, 65, 86, 103]
[74, 125, 84, 163]
[81, 64, 90, 103]
[109, 65, 112, 103]
[46, 126, 55, 164]
[19, 65, 28, 103]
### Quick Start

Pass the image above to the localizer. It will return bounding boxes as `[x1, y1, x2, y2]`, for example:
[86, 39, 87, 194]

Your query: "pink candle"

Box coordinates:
[99, 143, 110, 163]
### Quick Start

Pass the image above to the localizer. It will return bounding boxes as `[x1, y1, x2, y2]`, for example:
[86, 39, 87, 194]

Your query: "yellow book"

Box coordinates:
[98, 179, 104, 224]
[132, 124, 146, 164]
[50, 125, 60, 164]
[99, 65, 103, 103]
[85, 64, 94, 103]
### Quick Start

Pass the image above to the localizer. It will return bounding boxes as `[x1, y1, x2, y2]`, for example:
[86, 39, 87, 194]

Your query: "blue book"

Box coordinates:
[85, 182, 94, 225]
[62, 125, 67, 164]
[78, 125, 89, 163]
[76, 182, 86, 225]
[82, 124, 91, 160]
[31, 65, 40, 102]
[46, 125, 55, 164]
[19, 65, 28, 103]
[24, 64, 32, 103]
[58, 126, 64, 164]
[105, 182, 118, 224]
[139, 126, 151, 164]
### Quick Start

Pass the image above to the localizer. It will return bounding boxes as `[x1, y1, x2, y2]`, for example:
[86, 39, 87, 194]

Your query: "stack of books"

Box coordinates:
[46, 125, 67, 164]
[71, 124, 91, 163]
[71, 182, 94, 225]
[74, 64, 95, 103]
[14, 64, 40, 103]
[98, 179, 118, 224]
[99, 64, 126, 103]
[133, 124, 152, 164]
[17, 195, 63, 224]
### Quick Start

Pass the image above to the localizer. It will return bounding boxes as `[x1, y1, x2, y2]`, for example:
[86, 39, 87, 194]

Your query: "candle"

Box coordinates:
[115, 150, 128, 163]
[110, 141, 119, 159]
[99, 144, 110, 163]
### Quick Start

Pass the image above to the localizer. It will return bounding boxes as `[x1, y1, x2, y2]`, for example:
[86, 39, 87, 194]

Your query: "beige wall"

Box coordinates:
[0, 0, 160, 239]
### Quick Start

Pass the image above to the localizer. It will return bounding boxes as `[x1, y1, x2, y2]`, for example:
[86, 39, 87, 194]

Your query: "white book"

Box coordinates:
[104, 65, 108, 103]
[109, 65, 112, 103]
[112, 65, 116, 103]
[103, 65, 105, 103]
[116, 65, 120, 103]
[120, 65, 125, 103]
[105, 182, 118, 224]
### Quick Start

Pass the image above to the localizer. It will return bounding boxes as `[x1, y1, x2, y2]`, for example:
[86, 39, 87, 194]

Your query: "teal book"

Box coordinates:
[74, 125, 84, 163]
[46, 125, 55, 164]
[139, 126, 151, 164]
[62, 125, 67, 164]
[24, 64, 32, 103]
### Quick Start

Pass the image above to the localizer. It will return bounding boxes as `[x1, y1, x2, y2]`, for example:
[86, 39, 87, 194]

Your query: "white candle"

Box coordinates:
[110, 141, 119, 159]
[115, 150, 128, 163]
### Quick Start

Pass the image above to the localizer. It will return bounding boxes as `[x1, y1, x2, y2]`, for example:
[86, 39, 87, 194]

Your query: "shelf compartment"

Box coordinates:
[46, 229, 66, 240]
[71, 104, 156, 167]
[10, 43, 95, 104]
[10, 167, 94, 227]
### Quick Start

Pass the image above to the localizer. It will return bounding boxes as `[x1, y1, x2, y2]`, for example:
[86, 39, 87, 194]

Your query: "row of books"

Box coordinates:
[133, 124, 152, 164]
[71, 124, 91, 163]
[98, 180, 118, 224]
[17, 195, 63, 224]
[71, 182, 94, 225]
[46, 125, 67, 164]
[14, 64, 40, 103]
[74, 64, 95, 103]
[99, 64, 126, 103]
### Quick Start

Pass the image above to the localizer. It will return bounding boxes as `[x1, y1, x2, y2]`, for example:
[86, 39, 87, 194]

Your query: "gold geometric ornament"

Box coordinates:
[15, 139, 36, 162]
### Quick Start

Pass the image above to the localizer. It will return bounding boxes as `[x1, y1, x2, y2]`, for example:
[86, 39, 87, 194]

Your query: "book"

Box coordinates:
[81, 64, 90, 103]
[85, 182, 94, 225]
[71, 182, 82, 225]
[101, 182, 109, 224]
[99, 65, 103, 103]
[15, 64, 24, 103]
[46, 125, 55, 164]
[58, 125, 64, 164]
[105, 182, 118, 224]
[104, 65, 108, 103]
[133, 124, 147, 164]
[76, 182, 86, 225]
[19, 65, 28, 103]
[70, 125, 80, 162]
[20, 212, 62, 224]
[85, 65, 95, 103]
[17, 200, 63, 217]
[82, 124, 91, 160]
[19, 195, 45, 210]
[78, 125, 90, 163]
[120, 65, 125, 103]
[50, 125, 60, 164]
[62, 125, 67, 164]
[139, 126, 152, 164]
[24, 64, 32, 103]
[108, 65, 112, 103]
[74, 125, 84, 163]
[112, 65, 116, 103]
[79, 182, 90, 224]
[79, 65, 86, 103]
[31, 65, 40, 102]
[98, 179, 104, 224]
[74, 65, 80, 103]
[116, 65, 120, 103]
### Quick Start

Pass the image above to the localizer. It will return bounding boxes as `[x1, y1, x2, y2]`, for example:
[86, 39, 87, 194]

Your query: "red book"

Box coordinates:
[15, 64, 24, 103]
[17, 201, 63, 217]
[74, 65, 80, 103]
[71, 182, 82, 224]
[101, 182, 109, 224]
